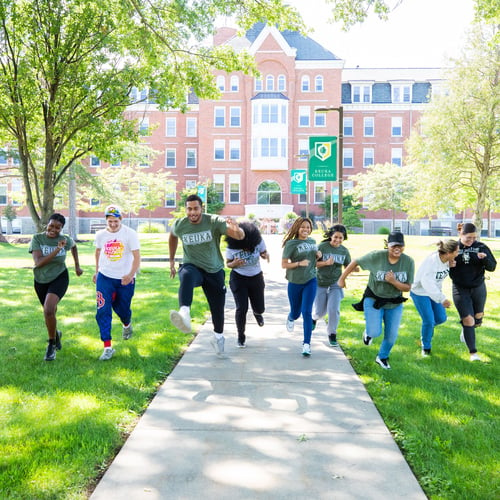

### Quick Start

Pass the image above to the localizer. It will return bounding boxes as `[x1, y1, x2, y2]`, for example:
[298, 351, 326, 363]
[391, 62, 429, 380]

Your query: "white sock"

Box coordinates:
[180, 305, 190, 316]
[214, 332, 224, 340]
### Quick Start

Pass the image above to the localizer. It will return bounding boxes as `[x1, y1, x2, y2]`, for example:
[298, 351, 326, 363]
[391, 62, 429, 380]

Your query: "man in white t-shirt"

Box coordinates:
[93, 205, 141, 360]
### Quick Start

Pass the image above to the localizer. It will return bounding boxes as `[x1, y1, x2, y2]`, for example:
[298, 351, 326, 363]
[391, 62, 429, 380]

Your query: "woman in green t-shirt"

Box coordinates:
[282, 217, 321, 357]
[312, 224, 353, 347]
[338, 231, 414, 370]
[29, 213, 83, 361]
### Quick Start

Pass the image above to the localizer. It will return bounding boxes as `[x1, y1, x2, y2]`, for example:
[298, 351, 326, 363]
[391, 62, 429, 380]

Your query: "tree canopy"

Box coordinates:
[348, 163, 415, 228]
[0, 0, 302, 230]
[406, 23, 499, 230]
[327, 0, 499, 29]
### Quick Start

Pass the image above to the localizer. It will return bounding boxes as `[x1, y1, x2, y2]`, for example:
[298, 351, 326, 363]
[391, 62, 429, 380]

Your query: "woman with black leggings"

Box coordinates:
[226, 222, 269, 348]
[449, 223, 496, 361]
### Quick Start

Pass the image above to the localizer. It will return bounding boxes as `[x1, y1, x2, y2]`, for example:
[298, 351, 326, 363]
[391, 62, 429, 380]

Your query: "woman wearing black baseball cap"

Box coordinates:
[338, 231, 415, 369]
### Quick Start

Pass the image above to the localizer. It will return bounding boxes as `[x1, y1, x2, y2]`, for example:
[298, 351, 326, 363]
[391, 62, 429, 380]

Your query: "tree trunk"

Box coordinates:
[68, 166, 77, 240]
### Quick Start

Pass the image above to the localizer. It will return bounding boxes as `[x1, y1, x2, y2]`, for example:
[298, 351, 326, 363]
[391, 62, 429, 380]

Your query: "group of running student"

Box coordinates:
[282, 217, 496, 367]
[30, 195, 496, 367]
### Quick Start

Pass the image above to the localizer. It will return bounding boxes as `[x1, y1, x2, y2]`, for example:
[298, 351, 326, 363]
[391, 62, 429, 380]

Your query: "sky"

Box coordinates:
[287, 0, 475, 68]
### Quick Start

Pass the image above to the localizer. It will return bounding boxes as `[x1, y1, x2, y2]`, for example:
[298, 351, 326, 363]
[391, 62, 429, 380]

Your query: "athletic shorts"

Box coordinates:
[34, 269, 69, 305]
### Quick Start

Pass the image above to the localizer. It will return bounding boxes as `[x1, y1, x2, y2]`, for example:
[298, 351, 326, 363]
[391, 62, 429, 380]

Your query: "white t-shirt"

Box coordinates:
[95, 225, 140, 279]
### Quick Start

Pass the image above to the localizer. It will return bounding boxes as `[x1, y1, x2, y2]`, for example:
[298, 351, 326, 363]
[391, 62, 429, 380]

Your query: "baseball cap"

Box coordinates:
[104, 205, 122, 218]
[387, 231, 405, 247]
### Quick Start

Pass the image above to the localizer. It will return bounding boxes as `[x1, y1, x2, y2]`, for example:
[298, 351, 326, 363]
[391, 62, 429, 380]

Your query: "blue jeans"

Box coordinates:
[363, 297, 403, 359]
[287, 278, 317, 344]
[96, 272, 135, 342]
[410, 291, 447, 350]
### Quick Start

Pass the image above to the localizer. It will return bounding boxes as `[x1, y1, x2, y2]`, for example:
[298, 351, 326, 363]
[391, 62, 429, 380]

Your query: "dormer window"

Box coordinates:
[352, 84, 371, 103]
[392, 84, 412, 103]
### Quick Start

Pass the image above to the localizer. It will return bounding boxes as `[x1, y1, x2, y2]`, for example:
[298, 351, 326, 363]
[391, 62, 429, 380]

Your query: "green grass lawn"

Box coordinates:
[0, 232, 498, 499]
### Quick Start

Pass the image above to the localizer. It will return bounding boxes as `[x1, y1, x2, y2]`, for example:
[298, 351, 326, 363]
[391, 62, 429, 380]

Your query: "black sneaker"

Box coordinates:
[55, 330, 62, 351]
[362, 330, 373, 346]
[375, 356, 391, 369]
[328, 333, 338, 346]
[45, 342, 56, 361]
[312, 319, 317, 331]
[254, 314, 264, 327]
[422, 348, 431, 357]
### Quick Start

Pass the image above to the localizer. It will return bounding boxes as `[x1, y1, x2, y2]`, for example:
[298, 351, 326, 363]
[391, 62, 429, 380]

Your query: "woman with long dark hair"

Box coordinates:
[312, 224, 353, 347]
[226, 221, 269, 347]
[282, 217, 321, 356]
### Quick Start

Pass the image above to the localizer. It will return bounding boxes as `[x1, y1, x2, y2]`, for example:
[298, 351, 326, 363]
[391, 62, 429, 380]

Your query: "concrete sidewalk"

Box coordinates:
[91, 235, 426, 500]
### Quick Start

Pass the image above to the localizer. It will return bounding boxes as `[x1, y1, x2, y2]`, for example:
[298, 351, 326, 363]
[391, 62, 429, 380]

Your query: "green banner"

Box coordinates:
[308, 136, 337, 181]
[290, 169, 307, 194]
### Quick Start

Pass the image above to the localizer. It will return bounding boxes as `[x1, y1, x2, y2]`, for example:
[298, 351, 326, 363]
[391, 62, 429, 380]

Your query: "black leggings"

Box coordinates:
[178, 264, 226, 333]
[229, 271, 265, 341]
[452, 282, 487, 354]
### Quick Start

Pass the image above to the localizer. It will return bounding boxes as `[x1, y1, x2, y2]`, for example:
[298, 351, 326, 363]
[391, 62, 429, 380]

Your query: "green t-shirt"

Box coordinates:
[282, 237, 318, 284]
[316, 241, 351, 287]
[172, 214, 227, 273]
[29, 232, 75, 284]
[357, 250, 415, 303]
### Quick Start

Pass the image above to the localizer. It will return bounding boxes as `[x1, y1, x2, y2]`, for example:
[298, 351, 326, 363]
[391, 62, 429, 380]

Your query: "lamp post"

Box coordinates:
[316, 106, 343, 224]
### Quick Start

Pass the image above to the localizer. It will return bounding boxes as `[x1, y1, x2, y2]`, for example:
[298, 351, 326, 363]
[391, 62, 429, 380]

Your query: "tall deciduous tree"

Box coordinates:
[406, 24, 499, 231]
[0, 0, 302, 230]
[348, 163, 415, 229]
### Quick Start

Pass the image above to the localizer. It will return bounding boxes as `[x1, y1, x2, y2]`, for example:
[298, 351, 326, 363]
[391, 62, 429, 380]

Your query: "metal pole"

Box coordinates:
[316, 106, 343, 224]
[338, 106, 343, 225]
[306, 180, 309, 218]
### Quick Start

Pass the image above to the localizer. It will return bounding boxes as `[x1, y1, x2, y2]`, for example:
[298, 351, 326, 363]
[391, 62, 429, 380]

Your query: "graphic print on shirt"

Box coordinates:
[322, 252, 346, 265]
[104, 239, 124, 261]
[375, 270, 408, 282]
[181, 231, 213, 245]
[40, 245, 66, 257]
[435, 270, 450, 280]
[296, 242, 317, 254]
[233, 249, 259, 267]
[459, 247, 480, 265]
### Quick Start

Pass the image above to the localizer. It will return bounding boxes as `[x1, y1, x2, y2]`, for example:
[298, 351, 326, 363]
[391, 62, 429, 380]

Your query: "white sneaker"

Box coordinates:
[210, 335, 225, 356]
[302, 343, 311, 356]
[470, 353, 481, 361]
[286, 318, 294, 332]
[122, 323, 133, 340]
[170, 309, 191, 333]
[99, 347, 115, 361]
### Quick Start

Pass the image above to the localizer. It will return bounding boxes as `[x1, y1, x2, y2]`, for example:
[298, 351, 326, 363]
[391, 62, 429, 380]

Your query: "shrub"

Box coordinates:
[377, 226, 391, 235]
[138, 222, 166, 233]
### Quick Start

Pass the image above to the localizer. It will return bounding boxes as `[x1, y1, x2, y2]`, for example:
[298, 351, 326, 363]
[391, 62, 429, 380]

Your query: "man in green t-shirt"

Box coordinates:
[168, 194, 244, 356]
